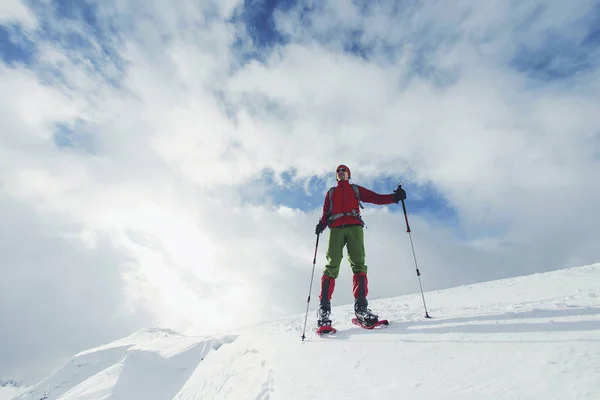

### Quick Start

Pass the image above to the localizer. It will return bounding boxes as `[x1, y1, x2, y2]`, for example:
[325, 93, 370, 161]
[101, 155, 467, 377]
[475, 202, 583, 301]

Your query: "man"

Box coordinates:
[315, 164, 406, 328]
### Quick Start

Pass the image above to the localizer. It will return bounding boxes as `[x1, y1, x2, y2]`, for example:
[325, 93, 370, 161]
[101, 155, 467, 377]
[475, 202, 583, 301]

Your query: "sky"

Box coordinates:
[1, 0, 600, 384]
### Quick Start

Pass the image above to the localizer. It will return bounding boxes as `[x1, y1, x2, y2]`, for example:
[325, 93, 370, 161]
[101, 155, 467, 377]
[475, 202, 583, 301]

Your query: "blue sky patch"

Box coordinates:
[23, 0, 125, 87]
[239, 168, 328, 211]
[234, 0, 295, 47]
[240, 168, 458, 228]
[342, 29, 371, 60]
[228, 0, 387, 64]
[53, 122, 98, 154]
[0, 24, 37, 65]
[510, 5, 600, 82]
[512, 37, 598, 81]
[229, 0, 295, 64]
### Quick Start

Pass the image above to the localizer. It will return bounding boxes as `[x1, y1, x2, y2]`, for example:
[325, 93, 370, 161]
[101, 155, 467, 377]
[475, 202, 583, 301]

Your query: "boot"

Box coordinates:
[353, 272, 378, 326]
[354, 298, 378, 327]
[317, 305, 332, 327]
[318, 275, 335, 327]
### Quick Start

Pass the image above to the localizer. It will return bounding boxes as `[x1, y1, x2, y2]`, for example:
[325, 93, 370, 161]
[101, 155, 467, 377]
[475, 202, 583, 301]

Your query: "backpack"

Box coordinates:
[327, 184, 365, 227]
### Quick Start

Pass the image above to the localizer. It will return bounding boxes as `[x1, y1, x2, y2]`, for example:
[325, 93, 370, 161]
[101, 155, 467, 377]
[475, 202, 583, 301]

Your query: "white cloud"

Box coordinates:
[0, 191, 153, 382]
[0, 0, 37, 30]
[1, 0, 600, 383]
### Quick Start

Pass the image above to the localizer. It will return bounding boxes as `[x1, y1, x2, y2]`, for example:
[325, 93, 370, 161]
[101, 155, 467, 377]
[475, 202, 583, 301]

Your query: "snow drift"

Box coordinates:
[13, 264, 600, 400]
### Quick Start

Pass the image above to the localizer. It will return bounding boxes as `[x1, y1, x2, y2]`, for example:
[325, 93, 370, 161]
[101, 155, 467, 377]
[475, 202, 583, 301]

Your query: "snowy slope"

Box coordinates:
[0, 386, 28, 400]
[15, 264, 600, 400]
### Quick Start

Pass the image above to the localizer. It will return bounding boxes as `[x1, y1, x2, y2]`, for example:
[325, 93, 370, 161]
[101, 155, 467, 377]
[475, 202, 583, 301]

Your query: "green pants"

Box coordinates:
[323, 225, 368, 278]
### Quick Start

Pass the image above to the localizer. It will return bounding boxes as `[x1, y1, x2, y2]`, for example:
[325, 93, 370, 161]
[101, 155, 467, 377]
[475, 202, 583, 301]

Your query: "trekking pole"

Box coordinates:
[399, 183, 431, 318]
[301, 232, 320, 341]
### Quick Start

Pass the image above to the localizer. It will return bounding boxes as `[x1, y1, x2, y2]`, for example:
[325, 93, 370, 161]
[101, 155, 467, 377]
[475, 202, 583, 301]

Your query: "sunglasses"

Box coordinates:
[337, 168, 347, 173]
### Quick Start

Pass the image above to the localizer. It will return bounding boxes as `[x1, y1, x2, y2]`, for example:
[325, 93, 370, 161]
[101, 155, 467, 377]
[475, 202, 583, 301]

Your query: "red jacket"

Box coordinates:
[320, 180, 396, 228]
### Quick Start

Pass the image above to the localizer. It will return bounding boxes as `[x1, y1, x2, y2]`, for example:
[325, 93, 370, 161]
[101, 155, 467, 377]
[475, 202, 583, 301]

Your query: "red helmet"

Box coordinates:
[336, 164, 351, 179]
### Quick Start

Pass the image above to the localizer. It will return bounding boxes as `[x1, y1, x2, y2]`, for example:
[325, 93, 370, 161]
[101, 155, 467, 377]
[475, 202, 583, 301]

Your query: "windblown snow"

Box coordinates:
[12, 264, 600, 400]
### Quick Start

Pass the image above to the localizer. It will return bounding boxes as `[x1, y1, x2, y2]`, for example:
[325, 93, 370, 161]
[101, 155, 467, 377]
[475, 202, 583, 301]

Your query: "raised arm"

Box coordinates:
[358, 184, 406, 205]
[357, 186, 396, 205]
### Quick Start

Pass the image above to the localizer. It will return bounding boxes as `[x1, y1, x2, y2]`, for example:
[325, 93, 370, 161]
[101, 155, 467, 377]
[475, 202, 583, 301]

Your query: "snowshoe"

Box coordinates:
[316, 324, 337, 335]
[352, 318, 389, 330]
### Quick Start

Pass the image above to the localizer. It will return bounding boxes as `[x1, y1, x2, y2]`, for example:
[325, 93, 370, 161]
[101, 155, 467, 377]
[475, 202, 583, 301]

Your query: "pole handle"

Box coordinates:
[398, 183, 411, 233]
[312, 232, 320, 264]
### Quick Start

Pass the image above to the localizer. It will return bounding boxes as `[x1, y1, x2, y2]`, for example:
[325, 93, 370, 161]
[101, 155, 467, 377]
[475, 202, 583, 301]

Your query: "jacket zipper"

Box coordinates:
[341, 184, 345, 227]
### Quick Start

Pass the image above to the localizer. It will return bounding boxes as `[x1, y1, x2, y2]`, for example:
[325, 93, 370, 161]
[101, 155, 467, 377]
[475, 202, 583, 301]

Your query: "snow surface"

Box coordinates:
[13, 264, 600, 400]
[0, 386, 28, 400]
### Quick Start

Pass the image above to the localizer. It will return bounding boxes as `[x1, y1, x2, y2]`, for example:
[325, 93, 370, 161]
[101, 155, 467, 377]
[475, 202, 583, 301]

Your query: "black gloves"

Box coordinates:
[315, 220, 326, 235]
[393, 185, 407, 203]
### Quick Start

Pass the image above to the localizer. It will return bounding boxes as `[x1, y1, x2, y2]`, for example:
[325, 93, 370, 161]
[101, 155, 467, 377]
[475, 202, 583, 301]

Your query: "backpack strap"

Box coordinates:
[327, 184, 365, 227]
[327, 187, 335, 218]
[352, 184, 364, 209]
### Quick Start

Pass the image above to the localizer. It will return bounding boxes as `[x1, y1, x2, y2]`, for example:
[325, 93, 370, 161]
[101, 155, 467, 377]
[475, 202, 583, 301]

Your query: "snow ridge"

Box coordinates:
[14, 332, 238, 400]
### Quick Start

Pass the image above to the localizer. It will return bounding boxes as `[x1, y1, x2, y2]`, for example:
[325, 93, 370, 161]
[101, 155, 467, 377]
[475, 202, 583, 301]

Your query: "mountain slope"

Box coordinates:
[0, 384, 28, 400]
[15, 264, 600, 400]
